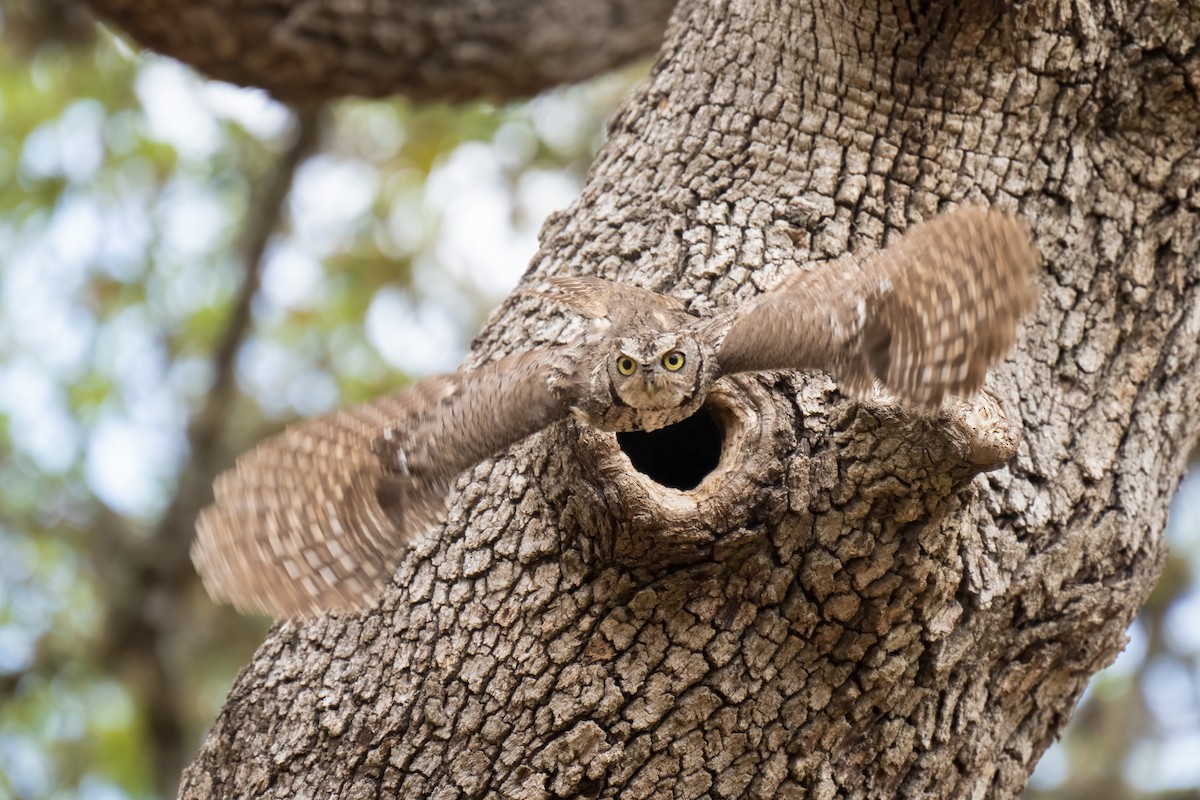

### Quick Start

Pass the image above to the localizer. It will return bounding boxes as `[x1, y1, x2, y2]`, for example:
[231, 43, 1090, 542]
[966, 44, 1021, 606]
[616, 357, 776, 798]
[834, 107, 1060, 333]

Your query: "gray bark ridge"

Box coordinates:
[82, 0, 676, 102]
[180, 0, 1200, 797]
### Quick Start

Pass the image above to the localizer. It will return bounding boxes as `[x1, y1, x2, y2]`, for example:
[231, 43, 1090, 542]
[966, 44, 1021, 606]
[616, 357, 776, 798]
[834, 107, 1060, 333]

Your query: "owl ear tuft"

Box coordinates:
[537, 276, 619, 318]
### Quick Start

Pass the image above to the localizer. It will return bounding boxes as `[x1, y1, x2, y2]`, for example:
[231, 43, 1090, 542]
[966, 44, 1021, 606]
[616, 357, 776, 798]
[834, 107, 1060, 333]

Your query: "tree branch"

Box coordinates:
[93, 107, 324, 799]
[80, 0, 677, 102]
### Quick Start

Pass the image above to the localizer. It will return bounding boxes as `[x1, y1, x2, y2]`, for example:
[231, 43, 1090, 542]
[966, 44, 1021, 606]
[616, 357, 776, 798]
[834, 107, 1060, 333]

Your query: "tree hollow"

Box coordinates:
[616, 405, 724, 490]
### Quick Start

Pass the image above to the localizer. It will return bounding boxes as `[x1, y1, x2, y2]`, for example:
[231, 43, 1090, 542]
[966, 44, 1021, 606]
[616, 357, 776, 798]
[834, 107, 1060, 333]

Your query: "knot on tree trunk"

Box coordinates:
[560, 374, 1022, 572]
[939, 389, 1024, 470]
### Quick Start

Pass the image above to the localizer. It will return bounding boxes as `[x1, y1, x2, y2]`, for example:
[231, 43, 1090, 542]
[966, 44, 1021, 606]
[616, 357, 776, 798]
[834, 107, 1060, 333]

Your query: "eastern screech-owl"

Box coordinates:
[192, 207, 1039, 618]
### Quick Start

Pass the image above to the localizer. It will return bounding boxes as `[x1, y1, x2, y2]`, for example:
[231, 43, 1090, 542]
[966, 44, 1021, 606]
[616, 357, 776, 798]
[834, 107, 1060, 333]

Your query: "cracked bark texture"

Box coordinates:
[80, 0, 676, 102]
[176, 0, 1200, 797]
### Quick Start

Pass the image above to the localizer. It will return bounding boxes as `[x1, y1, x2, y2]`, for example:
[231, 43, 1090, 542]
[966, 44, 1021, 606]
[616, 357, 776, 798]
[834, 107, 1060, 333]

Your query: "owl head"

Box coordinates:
[607, 333, 706, 412]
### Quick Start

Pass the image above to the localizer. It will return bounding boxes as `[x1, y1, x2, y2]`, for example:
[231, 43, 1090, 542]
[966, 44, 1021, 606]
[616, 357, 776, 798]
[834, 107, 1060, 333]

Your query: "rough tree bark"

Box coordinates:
[90, 0, 1200, 796]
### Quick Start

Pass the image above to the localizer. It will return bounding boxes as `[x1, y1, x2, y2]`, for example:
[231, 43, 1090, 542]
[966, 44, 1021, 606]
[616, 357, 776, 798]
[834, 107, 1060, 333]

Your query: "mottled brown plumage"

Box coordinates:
[192, 206, 1039, 618]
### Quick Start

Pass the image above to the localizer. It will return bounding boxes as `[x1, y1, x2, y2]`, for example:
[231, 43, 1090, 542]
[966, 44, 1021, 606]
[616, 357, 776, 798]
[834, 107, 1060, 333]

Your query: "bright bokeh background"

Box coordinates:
[0, 3, 1196, 798]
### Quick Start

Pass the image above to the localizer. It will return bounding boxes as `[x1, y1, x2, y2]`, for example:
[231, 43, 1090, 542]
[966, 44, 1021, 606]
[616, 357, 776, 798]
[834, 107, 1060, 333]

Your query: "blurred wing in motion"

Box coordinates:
[717, 206, 1039, 409]
[192, 349, 573, 619]
[539, 275, 688, 321]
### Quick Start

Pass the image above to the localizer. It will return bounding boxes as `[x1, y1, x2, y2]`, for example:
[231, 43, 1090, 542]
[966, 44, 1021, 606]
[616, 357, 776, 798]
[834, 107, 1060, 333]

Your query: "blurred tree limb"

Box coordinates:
[89, 106, 324, 799]
[79, 0, 675, 102]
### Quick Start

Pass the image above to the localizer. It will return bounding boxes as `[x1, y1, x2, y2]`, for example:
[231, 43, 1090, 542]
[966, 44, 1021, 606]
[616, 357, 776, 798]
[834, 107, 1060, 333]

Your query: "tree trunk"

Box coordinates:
[168, 0, 1200, 797]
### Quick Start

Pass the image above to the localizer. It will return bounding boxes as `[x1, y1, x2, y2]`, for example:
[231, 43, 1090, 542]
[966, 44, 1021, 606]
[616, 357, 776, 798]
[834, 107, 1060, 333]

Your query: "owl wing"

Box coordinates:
[716, 207, 1039, 409]
[539, 275, 687, 320]
[191, 348, 574, 619]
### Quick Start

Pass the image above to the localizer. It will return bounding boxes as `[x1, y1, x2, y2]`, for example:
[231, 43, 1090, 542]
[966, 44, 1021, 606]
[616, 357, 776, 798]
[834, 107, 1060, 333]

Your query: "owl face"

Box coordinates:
[607, 333, 706, 412]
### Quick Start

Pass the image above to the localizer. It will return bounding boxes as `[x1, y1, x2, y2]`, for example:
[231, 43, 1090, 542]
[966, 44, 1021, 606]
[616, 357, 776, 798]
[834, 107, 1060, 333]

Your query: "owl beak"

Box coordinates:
[643, 376, 662, 396]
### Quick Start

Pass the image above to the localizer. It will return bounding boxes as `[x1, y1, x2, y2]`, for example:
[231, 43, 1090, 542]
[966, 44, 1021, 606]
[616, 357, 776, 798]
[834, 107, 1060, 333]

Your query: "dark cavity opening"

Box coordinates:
[616, 407, 723, 491]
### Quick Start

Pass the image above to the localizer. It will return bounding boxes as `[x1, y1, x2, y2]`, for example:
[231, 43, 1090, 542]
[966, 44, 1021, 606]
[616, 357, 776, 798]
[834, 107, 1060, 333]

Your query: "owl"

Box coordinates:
[192, 207, 1039, 618]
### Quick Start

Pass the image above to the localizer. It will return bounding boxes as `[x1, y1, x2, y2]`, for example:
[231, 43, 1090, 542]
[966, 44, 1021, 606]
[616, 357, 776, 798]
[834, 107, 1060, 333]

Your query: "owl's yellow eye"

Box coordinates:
[616, 355, 637, 376]
[662, 350, 686, 371]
